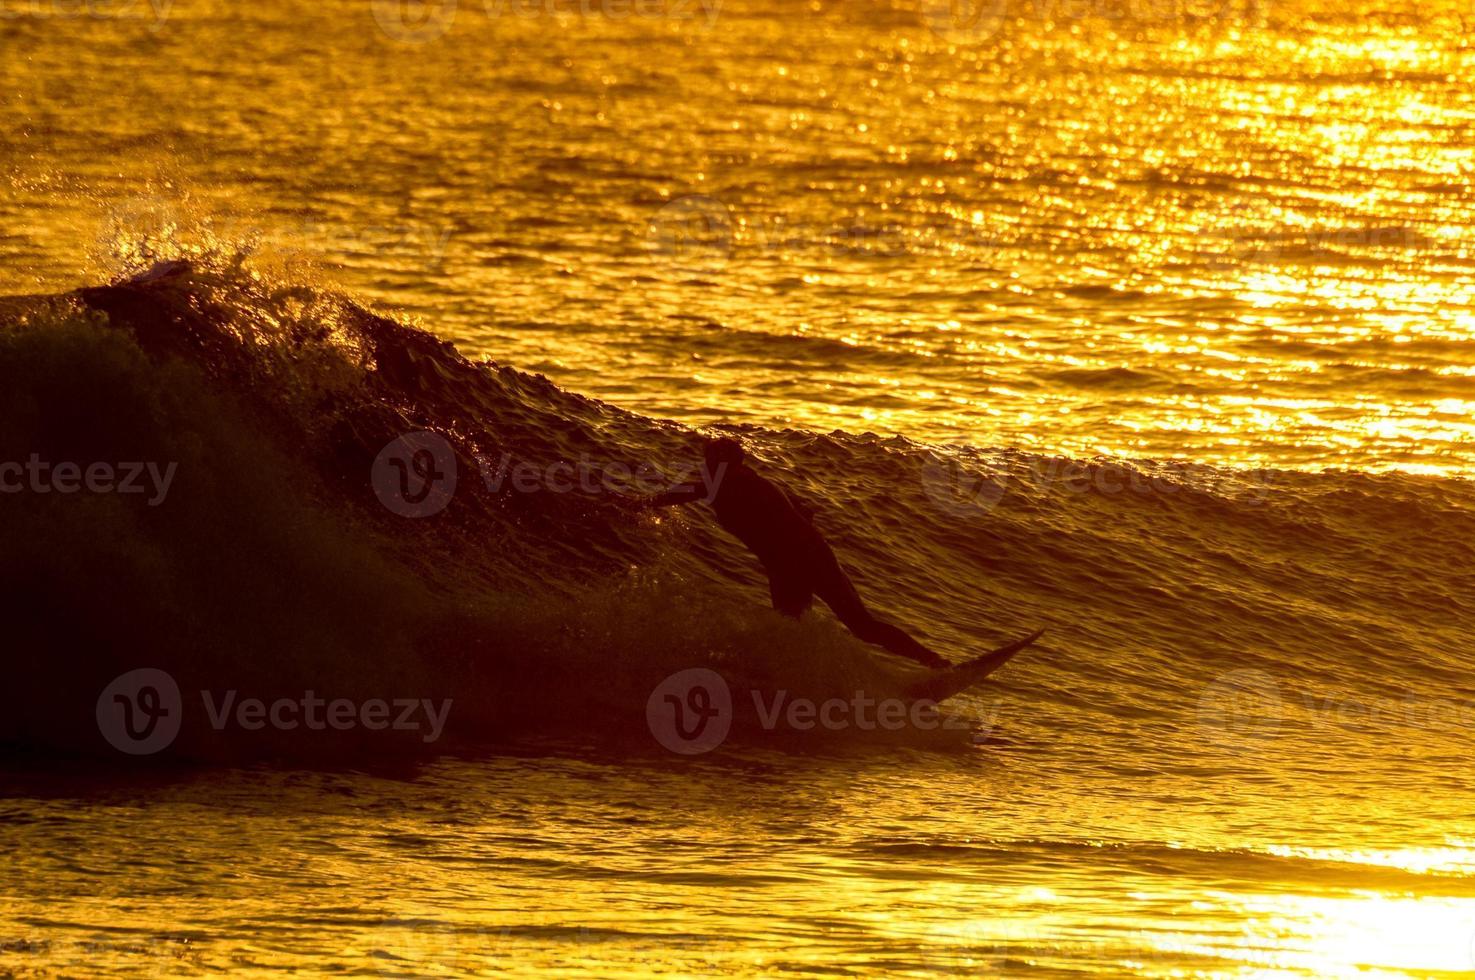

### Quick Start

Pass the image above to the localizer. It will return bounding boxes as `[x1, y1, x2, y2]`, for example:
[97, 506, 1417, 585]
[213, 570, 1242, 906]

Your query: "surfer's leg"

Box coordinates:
[767, 567, 813, 618]
[811, 547, 948, 669]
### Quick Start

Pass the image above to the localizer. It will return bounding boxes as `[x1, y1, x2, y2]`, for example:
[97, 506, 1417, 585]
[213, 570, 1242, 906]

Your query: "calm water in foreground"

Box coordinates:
[6, 736, 1475, 977]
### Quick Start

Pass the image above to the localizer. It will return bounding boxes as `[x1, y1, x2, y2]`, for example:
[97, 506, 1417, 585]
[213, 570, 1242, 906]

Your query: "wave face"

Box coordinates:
[1, 261, 1473, 769]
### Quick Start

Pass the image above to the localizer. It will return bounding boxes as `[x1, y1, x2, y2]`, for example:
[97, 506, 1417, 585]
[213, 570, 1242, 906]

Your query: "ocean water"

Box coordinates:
[6, 0, 1475, 471]
[3, 0, 1475, 977]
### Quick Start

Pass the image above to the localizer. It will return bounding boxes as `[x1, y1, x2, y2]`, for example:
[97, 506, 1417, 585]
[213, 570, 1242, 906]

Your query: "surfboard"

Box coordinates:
[906, 628, 1045, 703]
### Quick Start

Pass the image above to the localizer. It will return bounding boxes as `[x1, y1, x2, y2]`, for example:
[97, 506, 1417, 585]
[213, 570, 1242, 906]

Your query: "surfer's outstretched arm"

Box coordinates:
[640, 483, 706, 508]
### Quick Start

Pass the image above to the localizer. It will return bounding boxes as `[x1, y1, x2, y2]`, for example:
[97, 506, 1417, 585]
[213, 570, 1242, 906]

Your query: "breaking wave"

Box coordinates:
[2, 260, 1471, 762]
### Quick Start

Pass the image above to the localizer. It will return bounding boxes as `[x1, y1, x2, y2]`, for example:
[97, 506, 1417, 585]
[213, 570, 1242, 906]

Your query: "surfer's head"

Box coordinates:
[703, 436, 745, 469]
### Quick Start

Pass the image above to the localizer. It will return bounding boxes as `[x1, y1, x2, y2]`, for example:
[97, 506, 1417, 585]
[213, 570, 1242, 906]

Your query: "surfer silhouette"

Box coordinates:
[640, 437, 949, 669]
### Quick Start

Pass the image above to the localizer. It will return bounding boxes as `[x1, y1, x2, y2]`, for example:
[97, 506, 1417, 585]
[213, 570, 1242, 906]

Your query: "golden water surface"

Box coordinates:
[2, 0, 1474, 977]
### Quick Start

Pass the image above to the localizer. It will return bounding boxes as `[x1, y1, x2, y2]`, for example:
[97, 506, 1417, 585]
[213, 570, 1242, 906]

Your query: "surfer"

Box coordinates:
[638, 437, 950, 669]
